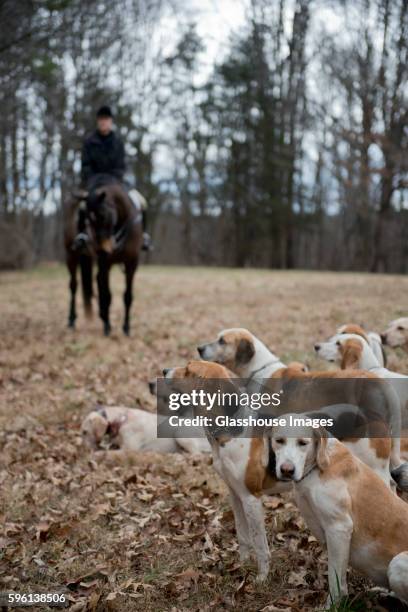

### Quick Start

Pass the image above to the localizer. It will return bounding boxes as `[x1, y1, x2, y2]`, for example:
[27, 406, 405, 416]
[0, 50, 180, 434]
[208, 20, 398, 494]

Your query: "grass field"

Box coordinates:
[1, 263, 408, 612]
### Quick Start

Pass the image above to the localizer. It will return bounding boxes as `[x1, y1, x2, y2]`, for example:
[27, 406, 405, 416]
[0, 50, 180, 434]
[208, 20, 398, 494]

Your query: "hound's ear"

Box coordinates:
[109, 415, 127, 437]
[340, 339, 362, 369]
[381, 344, 387, 368]
[236, 338, 255, 365]
[314, 427, 329, 471]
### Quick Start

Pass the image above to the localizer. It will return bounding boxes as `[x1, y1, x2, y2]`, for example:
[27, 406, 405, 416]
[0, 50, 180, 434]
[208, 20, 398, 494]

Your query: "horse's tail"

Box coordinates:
[80, 255, 93, 319]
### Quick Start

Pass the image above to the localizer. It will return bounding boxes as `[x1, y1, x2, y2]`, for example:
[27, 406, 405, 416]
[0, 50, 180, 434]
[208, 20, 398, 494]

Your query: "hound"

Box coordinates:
[197, 328, 305, 381]
[81, 405, 210, 454]
[163, 360, 401, 581]
[271, 418, 408, 606]
[382, 318, 408, 352]
[163, 360, 285, 580]
[314, 332, 406, 380]
[315, 332, 408, 483]
[337, 323, 386, 367]
[314, 332, 407, 413]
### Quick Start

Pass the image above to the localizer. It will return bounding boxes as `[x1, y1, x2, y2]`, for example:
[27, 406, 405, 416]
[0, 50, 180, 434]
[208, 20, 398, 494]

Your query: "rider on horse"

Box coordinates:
[74, 105, 151, 251]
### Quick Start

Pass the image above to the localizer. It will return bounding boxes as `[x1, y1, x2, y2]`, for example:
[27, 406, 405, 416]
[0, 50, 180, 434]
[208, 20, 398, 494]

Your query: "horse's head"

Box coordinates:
[86, 189, 117, 253]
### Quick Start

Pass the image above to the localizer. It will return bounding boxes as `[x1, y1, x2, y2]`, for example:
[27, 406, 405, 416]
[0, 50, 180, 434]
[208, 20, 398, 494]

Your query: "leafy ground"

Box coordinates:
[1, 264, 408, 612]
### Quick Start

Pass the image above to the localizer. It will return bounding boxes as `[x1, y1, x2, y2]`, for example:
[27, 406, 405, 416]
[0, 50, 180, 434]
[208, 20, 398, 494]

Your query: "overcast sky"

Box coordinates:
[148, 0, 345, 184]
[158, 0, 345, 73]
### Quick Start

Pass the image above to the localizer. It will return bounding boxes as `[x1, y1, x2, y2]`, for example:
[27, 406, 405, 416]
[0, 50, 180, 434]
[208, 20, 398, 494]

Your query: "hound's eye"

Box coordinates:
[336, 341, 341, 347]
[275, 438, 285, 445]
[297, 439, 308, 447]
[398, 326, 404, 331]
[219, 337, 226, 345]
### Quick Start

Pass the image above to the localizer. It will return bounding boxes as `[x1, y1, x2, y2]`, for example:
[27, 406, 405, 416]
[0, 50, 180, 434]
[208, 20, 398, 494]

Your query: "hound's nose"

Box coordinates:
[380, 333, 387, 344]
[162, 368, 170, 376]
[197, 345, 205, 357]
[280, 462, 295, 479]
[314, 344, 321, 352]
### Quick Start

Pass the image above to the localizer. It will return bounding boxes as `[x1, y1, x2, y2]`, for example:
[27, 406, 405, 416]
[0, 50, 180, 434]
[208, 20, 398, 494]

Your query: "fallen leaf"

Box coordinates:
[106, 592, 117, 601]
[176, 567, 201, 585]
[260, 606, 292, 612]
[287, 568, 308, 587]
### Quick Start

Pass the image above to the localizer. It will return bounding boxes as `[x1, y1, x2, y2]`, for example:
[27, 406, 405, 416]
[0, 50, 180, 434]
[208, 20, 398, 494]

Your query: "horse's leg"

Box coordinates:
[67, 253, 78, 329]
[123, 259, 138, 336]
[96, 253, 112, 336]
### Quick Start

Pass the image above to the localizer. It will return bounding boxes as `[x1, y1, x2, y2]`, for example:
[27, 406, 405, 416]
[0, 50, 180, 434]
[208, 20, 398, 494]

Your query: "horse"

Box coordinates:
[64, 183, 143, 336]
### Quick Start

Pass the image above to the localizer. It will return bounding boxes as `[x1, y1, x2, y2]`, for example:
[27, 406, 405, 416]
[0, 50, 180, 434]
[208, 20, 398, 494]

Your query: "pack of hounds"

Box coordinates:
[81, 317, 408, 606]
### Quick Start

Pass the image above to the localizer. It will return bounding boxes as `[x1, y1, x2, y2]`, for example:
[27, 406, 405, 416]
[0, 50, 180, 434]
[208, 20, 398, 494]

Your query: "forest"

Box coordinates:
[0, 0, 407, 271]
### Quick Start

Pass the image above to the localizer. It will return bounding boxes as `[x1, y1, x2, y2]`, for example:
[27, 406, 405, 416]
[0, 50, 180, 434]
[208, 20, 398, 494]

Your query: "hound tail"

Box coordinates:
[80, 255, 93, 319]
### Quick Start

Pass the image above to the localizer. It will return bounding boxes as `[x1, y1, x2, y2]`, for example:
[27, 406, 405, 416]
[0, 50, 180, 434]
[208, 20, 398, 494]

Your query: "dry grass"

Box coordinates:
[1, 263, 408, 612]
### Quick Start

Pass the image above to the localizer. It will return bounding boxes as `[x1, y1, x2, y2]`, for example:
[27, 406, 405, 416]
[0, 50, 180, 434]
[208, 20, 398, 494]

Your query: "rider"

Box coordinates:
[75, 105, 151, 250]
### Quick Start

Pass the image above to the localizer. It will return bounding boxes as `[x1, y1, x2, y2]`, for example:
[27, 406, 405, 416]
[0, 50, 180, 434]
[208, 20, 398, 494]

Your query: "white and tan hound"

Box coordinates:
[271, 418, 408, 605]
[197, 328, 307, 381]
[315, 332, 406, 380]
[315, 332, 408, 470]
[383, 318, 408, 352]
[81, 405, 210, 454]
[337, 323, 386, 367]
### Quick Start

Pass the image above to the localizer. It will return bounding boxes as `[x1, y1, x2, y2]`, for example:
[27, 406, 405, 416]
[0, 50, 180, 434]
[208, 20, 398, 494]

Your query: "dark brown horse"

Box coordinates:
[64, 184, 143, 336]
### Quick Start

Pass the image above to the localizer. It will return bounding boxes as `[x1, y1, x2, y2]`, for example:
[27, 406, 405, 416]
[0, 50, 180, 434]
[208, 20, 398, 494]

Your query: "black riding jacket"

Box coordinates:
[81, 130, 125, 189]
